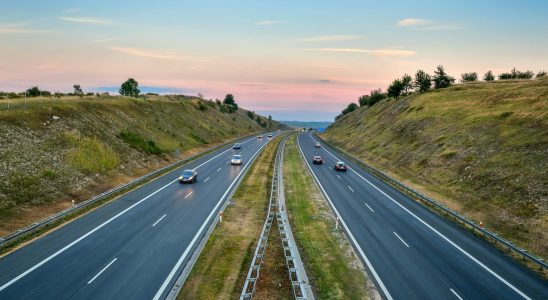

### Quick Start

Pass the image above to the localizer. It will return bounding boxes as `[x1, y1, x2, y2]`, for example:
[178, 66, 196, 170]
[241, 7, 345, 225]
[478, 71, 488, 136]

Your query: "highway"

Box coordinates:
[298, 132, 548, 300]
[0, 132, 278, 300]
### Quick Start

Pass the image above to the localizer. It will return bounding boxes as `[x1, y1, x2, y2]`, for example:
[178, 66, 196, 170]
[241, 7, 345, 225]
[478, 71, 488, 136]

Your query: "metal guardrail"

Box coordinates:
[241, 134, 313, 300]
[0, 133, 264, 250]
[314, 134, 547, 272]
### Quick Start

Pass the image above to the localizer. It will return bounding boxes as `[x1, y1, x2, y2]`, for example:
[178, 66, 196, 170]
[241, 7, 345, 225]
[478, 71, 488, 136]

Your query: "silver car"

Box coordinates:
[231, 154, 243, 165]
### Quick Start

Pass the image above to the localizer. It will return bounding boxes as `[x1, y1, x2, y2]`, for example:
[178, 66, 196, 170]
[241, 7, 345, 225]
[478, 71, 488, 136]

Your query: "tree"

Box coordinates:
[268, 115, 272, 128]
[339, 102, 358, 117]
[223, 94, 238, 113]
[414, 70, 432, 92]
[483, 70, 495, 81]
[73, 84, 83, 97]
[461, 72, 478, 82]
[247, 110, 255, 119]
[25, 86, 41, 97]
[119, 78, 140, 97]
[432, 65, 455, 89]
[368, 89, 386, 106]
[537, 70, 547, 78]
[358, 95, 370, 107]
[387, 79, 404, 99]
[401, 74, 413, 94]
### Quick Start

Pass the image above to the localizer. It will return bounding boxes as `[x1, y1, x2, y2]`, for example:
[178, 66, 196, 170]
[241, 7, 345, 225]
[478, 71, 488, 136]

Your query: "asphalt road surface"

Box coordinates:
[298, 132, 547, 300]
[0, 133, 278, 300]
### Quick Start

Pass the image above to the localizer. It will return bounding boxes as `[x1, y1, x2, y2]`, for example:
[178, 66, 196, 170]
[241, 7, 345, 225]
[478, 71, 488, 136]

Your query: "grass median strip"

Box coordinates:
[179, 135, 288, 299]
[284, 134, 379, 300]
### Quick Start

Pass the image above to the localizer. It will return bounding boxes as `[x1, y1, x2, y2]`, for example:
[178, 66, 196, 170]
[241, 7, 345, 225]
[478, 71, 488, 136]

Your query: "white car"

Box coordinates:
[231, 154, 243, 165]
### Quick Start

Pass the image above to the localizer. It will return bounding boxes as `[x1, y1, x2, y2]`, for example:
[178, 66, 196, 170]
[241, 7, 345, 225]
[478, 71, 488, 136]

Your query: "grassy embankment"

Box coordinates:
[322, 78, 548, 259]
[284, 134, 376, 299]
[0, 95, 281, 237]
[179, 135, 291, 299]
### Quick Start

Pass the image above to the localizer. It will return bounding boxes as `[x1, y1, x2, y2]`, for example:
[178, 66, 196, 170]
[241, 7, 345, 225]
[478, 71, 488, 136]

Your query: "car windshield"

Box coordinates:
[234, 143, 240, 146]
[338, 162, 345, 166]
[233, 155, 241, 159]
[182, 170, 194, 176]
[314, 156, 321, 159]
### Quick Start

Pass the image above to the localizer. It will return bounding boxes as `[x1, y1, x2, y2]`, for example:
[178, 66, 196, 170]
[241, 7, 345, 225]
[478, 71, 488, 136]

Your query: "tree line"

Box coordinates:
[336, 66, 547, 120]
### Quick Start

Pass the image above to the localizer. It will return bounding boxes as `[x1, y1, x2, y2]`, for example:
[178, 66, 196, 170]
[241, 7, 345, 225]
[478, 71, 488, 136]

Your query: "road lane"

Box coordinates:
[298, 132, 547, 300]
[0, 133, 278, 299]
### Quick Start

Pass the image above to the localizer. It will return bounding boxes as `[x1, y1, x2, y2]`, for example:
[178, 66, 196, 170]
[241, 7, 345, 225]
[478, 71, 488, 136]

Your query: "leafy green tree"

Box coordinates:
[401, 74, 413, 94]
[268, 115, 272, 128]
[358, 95, 370, 107]
[223, 94, 238, 113]
[537, 70, 547, 78]
[368, 89, 386, 106]
[25, 86, 41, 97]
[414, 70, 431, 92]
[483, 71, 495, 81]
[432, 65, 455, 89]
[387, 79, 404, 98]
[119, 78, 140, 97]
[340, 102, 358, 117]
[461, 72, 478, 82]
[73, 84, 83, 97]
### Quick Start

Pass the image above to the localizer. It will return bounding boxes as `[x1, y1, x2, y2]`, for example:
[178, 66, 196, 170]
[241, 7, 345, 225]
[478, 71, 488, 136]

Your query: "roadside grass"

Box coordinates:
[284, 134, 375, 299]
[0, 134, 257, 256]
[322, 77, 548, 259]
[67, 137, 120, 173]
[179, 136, 284, 299]
[0, 95, 282, 237]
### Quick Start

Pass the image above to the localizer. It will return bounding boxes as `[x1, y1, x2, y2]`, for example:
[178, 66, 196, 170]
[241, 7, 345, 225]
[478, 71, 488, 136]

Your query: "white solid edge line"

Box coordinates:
[296, 134, 393, 300]
[0, 178, 177, 292]
[184, 191, 193, 199]
[308, 134, 532, 300]
[152, 135, 272, 300]
[87, 258, 117, 285]
[0, 136, 257, 292]
[393, 232, 410, 248]
[364, 203, 375, 213]
[152, 214, 167, 227]
[450, 288, 463, 300]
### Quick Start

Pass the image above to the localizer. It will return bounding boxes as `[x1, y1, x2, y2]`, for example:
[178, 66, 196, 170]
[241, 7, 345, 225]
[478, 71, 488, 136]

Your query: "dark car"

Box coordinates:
[312, 155, 323, 164]
[233, 143, 242, 149]
[334, 161, 347, 171]
[179, 169, 197, 183]
[267, 134, 273, 138]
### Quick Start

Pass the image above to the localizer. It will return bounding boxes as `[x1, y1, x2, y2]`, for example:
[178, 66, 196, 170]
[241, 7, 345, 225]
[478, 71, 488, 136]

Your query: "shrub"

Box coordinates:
[414, 70, 432, 92]
[499, 68, 534, 80]
[358, 95, 369, 107]
[432, 65, 455, 89]
[483, 70, 495, 81]
[461, 72, 478, 82]
[536, 70, 546, 78]
[387, 79, 404, 98]
[247, 110, 255, 119]
[118, 131, 162, 154]
[67, 137, 120, 173]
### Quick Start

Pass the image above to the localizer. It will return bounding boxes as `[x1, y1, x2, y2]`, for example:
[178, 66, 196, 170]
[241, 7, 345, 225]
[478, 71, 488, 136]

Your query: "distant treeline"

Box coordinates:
[336, 67, 547, 120]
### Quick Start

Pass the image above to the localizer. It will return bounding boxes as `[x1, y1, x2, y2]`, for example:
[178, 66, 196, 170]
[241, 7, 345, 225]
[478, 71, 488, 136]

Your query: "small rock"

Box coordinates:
[52, 115, 60, 120]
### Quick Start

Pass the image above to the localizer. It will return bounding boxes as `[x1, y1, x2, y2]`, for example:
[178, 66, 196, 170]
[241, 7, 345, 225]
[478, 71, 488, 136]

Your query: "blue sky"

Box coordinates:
[1, 0, 547, 121]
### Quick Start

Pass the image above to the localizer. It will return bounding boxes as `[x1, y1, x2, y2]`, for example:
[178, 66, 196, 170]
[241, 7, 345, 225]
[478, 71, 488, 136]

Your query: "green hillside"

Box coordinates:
[0, 95, 283, 236]
[322, 78, 548, 258]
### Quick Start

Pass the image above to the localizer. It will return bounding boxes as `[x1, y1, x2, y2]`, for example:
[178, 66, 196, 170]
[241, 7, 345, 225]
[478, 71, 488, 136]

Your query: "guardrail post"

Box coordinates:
[219, 211, 223, 223]
[335, 217, 339, 231]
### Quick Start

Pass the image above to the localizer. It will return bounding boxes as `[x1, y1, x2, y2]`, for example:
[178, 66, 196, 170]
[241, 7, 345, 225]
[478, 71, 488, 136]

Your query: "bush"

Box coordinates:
[461, 72, 478, 82]
[67, 137, 120, 173]
[499, 68, 534, 80]
[536, 70, 546, 78]
[118, 131, 162, 154]
[387, 79, 404, 98]
[483, 70, 495, 81]
[358, 95, 369, 107]
[432, 65, 455, 89]
[414, 70, 432, 92]
[247, 110, 255, 119]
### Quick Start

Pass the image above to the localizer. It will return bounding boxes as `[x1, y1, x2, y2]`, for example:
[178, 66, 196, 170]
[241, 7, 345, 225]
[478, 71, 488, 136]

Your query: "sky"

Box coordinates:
[1, 1, 547, 121]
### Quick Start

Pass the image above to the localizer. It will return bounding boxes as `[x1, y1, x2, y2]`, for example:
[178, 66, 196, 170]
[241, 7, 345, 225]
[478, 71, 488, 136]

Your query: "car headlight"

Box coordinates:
[179, 176, 183, 180]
